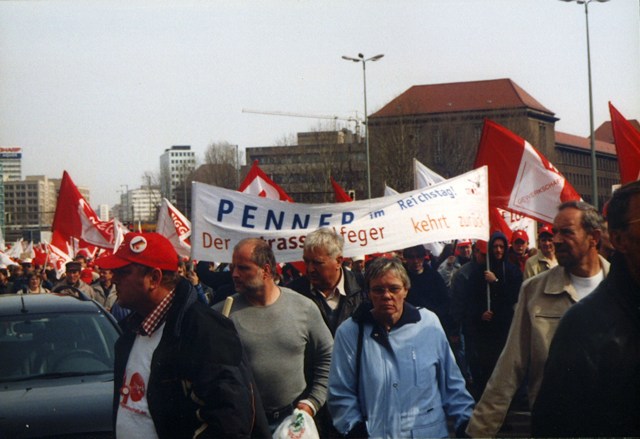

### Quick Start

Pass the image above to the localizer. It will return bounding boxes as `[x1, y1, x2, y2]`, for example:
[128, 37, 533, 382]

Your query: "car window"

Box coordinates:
[0, 312, 119, 381]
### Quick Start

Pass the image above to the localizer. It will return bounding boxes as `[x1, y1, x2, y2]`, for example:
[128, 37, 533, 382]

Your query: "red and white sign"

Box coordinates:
[475, 119, 581, 224]
[156, 198, 192, 258]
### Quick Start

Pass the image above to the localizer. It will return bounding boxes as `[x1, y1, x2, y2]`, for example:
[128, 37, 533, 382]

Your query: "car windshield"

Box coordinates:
[0, 312, 119, 382]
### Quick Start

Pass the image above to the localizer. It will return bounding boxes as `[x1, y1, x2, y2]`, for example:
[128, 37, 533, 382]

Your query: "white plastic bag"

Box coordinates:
[272, 408, 320, 439]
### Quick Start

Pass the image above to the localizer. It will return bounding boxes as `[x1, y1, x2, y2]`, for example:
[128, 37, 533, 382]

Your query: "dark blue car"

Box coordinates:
[0, 293, 121, 438]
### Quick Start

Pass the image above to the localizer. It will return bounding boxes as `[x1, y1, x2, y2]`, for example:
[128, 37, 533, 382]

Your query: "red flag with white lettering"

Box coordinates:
[238, 160, 293, 202]
[474, 119, 581, 224]
[609, 102, 640, 184]
[51, 171, 120, 249]
[156, 198, 192, 259]
[330, 176, 353, 202]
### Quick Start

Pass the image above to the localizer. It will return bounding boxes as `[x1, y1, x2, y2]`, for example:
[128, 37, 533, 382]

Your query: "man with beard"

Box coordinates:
[214, 238, 333, 433]
[466, 201, 609, 437]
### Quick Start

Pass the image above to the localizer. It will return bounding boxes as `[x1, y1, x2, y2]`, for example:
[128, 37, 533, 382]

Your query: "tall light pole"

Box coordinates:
[342, 53, 384, 199]
[560, 0, 608, 210]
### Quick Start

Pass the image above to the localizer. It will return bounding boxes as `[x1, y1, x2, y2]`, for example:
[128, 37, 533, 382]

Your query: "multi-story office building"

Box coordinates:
[118, 185, 161, 223]
[3, 175, 92, 242]
[0, 147, 23, 182]
[246, 130, 366, 203]
[3, 175, 58, 242]
[160, 145, 196, 207]
[98, 204, 110, 222]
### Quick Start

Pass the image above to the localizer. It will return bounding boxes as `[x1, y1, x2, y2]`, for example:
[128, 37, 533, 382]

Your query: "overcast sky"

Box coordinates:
[1, 0, 639, 208]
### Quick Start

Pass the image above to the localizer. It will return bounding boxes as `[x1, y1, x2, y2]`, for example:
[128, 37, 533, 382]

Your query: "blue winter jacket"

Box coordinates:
[328, 302, 474, 438]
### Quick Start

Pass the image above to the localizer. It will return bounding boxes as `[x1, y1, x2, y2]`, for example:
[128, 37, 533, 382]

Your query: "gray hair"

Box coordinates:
[303, 227, 344, 258]
[558, 200, 604, 234]
[365, 257, 411, 291]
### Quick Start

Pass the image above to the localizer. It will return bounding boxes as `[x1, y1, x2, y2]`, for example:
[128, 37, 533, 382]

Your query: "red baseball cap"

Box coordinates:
[95, 232, 179, 271]
[511, 230, 529, 244]
[538, 225, 554, 237]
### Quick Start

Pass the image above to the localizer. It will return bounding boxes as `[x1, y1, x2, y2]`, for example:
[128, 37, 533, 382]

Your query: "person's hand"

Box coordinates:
[187, 270, 199, 286]
[296, 402, 314, 417]
[484, 271, 497, 284]
[481, 310, 494, 322]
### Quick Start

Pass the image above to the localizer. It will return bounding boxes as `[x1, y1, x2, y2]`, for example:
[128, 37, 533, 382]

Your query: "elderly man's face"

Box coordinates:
[66, 268, 81, 285]
[303, 247, 342, 291]
[553, 207, 595, 270]
[538, 234, 555, 258]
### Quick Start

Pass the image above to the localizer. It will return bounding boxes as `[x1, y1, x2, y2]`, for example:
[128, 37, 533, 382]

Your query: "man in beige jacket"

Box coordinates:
[466, 200, 610, 437]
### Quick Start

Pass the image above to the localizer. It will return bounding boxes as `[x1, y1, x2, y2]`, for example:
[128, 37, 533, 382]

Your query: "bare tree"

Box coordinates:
[273, 133, 297, 146]
[140, 170, 162, 221]
[197, 141, 242, 189]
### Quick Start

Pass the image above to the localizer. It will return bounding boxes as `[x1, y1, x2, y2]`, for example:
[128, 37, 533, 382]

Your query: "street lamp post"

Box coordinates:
[560, 0, 609, 210]
[342, 53, 384, 199]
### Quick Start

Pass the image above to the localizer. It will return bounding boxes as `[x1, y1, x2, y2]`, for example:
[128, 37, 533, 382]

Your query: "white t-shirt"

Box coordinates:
[116, 323, 166, 439]
[570, 270, 604, 301]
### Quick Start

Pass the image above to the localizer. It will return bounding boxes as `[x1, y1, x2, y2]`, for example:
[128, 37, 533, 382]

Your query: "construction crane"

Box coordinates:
[242, 108, 363, 137]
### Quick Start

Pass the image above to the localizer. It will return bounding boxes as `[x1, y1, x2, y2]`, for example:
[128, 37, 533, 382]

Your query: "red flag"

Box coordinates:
[156, 198, 192, 258]
[51, 171, 120, 249]
[474, 119, 581, 224]
[238, 160, 293, 202]
[330, 176, 353, 202]
[609, 102, 640, 184]
[489, 207, 513, 243]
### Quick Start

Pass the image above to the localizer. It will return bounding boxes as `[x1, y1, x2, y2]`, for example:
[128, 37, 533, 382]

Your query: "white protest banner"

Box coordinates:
[191, 167, 489, 263]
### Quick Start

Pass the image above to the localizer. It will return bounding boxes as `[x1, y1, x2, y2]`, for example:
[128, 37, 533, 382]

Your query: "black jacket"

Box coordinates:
[287, 269, 364, 336]
[114, 278, 269, 438]
[405, 261, 451, 332]
[532, 253, 640, 437]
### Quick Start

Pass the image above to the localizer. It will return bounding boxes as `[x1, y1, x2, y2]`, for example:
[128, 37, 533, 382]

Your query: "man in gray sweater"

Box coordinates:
[214, 238, 333, 432]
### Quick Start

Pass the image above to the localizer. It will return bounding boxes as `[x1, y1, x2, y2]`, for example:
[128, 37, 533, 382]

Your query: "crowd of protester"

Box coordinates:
[1, 181, 638, 437]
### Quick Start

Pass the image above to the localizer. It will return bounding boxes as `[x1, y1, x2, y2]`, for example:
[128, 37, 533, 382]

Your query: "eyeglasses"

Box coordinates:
[369, 285, 405, 295]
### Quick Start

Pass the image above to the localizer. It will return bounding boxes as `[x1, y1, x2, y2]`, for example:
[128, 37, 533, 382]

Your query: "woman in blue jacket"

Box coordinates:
[328, 257, 474, 438]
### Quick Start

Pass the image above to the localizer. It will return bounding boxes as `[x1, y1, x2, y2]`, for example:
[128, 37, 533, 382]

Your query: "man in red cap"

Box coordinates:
[507, 230, 529, 273]
[97, 232, 268, 438]
[523, 225, 557, 280]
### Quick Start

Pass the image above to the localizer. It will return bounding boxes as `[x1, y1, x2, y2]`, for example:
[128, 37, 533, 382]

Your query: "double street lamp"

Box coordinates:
[342, 53, 384, 200]
[560, 0, 609, 210]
